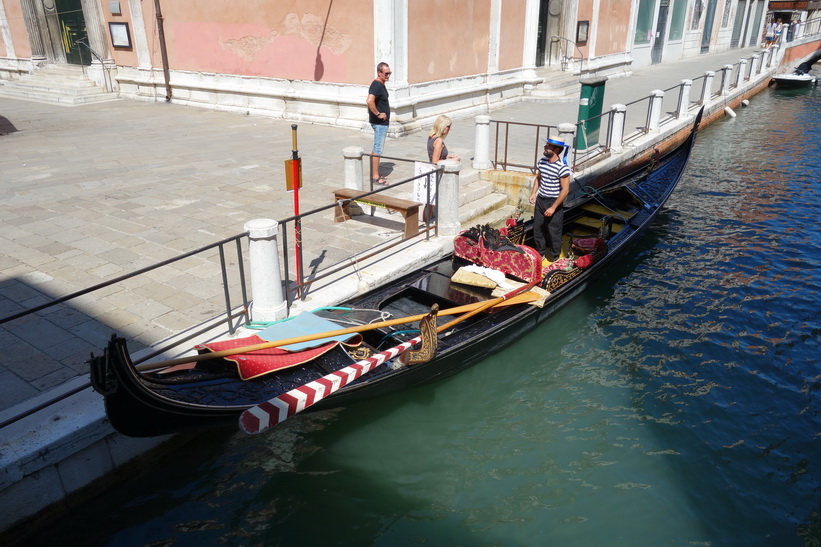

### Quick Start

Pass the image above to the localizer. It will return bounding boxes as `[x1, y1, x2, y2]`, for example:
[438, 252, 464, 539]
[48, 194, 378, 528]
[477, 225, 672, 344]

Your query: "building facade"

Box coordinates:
[0, 1, 790, 133]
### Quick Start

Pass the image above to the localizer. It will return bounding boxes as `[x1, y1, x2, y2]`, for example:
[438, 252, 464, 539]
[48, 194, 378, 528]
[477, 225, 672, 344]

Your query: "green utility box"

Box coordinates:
[576, 76, 608, 150]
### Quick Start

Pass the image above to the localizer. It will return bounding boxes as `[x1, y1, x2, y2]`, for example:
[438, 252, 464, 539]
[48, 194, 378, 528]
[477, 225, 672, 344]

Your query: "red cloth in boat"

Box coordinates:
[454, 227, 542, 283]
[571, 237, 606, 255]
[196, 334, 362, 381]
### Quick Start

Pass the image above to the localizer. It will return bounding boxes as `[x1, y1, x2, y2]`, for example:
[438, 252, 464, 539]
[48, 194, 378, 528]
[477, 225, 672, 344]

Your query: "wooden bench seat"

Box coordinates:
[333, 188, 422, 240]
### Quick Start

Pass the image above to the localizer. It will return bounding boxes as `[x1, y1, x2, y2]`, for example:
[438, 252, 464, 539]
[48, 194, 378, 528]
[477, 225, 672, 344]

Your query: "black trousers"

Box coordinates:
[533, 196, 563, 257]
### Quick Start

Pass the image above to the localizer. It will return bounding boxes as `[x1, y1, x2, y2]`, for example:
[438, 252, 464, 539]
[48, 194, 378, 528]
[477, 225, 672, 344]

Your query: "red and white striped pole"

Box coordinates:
[239, 336, 421, 434]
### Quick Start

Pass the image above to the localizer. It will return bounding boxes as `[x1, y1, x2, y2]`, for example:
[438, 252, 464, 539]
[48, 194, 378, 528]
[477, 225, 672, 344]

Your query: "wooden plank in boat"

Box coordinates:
[572, 216, 624, 233]
[580, 203, 635, 218]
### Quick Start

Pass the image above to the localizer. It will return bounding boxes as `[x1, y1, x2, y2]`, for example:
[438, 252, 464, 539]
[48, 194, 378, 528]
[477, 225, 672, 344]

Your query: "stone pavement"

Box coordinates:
[0, 46, 763, 414]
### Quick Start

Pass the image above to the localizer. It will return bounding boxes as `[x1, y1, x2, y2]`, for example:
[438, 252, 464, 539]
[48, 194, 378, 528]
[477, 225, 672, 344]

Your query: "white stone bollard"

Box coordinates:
[609, 104, 627, 152]
[343, 146, 365, 191]
[437, 159, 462, 237]
[677, 80, 692, 118]
[244, 219, 287, 322]
[701, 71, 715, 106]
[737, 60, 748, 87]
[472, 115, 492, 170]
[721, 65, 733, 95]
[648, 90, 664, 133]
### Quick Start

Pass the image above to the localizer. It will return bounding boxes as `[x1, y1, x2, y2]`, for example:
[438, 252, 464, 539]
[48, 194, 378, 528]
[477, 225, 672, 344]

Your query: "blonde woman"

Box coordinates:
[427, 115, 460, 163]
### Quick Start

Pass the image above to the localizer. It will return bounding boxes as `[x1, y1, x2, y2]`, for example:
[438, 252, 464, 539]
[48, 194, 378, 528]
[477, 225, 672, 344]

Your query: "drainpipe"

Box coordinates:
[154, 0, 172, 101]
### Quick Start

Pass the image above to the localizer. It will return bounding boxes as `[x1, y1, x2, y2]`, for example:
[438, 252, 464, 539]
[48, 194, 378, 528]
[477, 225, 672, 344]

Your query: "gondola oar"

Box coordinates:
[135, 290, 541, 372]
[239, 279, 539, 435]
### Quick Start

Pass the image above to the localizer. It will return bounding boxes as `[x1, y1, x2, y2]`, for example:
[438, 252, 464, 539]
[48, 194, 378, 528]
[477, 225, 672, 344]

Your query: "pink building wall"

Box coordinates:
[105, 0, 138, 68]
[3, 0, 32, 58]
[138, 0, 375, 84]
[580, 0, 631, 56]
[499, 0, 526, 71]
[407, 0, 491, 84]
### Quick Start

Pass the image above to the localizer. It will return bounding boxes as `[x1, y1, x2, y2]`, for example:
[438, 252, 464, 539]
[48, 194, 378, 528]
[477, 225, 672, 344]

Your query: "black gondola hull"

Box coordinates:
[90, 109, 703, 437]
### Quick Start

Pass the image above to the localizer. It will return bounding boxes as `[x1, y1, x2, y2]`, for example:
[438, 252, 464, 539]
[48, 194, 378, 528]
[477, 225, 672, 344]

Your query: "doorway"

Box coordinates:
[536, 0, 562, 67]
[56, 0, 89, 65]
[700, 0, 718, 53]
[730, 0, 746, 47]
[651, 0, 669, 64]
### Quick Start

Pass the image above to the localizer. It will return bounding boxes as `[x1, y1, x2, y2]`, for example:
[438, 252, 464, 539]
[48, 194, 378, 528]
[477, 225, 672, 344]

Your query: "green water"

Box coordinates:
[10, 85, 821, 546]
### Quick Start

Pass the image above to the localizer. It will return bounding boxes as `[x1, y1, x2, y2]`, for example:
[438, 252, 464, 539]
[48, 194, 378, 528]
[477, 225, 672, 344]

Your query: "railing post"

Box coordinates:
[700, 71, 715, 106]
[721, 65, 733, 95]
[677, 79, 692, 118]
[752, 52, 762, 76]
[557, 123, 576, 167]
[472, 115, 492, 170]
[244, 219, 287, 321]
[737, 59, 747, 85]
[609, 104, 627, 153]
[343, 146, 365, 191]
[648, 89, 664, 133]
[437, 159, 462, 237]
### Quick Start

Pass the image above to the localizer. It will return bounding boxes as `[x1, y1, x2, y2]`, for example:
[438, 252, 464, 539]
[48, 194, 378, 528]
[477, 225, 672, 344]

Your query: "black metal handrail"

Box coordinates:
[75, 38, 113, 93]
[0, 233, 250, 331]
[491, 120, 561, 172]
[548, 35, 586, 73]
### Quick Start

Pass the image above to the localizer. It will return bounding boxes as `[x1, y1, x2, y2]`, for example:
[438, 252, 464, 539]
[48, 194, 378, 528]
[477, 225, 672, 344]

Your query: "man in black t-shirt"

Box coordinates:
[367, 62, 391, 185]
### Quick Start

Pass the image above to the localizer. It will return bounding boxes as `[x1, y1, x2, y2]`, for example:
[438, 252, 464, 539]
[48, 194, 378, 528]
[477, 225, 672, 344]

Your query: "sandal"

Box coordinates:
[373, 177, 388, 186]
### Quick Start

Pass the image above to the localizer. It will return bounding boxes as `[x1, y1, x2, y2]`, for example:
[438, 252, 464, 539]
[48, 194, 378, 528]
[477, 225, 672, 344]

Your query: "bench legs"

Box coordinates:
[401, 206, 420, 239]
[333, 194, 420, 240]
[333, 198, 351, 222]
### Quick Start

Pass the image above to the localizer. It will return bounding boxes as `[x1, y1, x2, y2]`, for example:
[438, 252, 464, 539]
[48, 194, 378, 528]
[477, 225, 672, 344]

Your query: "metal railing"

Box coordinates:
[488, 46, 788, 172]
[548, 35, 586, 73]
[279, 162, 441, 308]
[0, 234, 250, 338]
[75, 38, 114, 93]
[491, 120, 561, 172]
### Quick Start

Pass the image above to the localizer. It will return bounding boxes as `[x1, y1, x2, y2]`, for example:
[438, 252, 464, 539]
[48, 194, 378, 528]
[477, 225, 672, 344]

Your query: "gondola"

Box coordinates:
[89, 108, 703, 438]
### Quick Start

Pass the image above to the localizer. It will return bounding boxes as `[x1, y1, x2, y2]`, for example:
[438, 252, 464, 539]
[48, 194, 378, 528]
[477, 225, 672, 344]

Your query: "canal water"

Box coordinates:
[14, 85, 821, 546]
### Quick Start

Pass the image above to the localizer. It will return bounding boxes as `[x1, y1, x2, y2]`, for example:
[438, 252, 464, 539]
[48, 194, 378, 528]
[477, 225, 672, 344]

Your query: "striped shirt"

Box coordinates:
[536, 157, 571, 198]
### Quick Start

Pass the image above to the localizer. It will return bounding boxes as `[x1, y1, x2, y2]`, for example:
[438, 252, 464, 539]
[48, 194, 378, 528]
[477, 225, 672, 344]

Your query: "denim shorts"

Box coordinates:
[371, 123, 388, 155]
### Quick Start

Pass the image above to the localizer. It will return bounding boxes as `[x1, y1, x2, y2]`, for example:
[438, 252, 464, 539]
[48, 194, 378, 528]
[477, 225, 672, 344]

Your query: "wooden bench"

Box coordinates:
[332, 188, 422, 240]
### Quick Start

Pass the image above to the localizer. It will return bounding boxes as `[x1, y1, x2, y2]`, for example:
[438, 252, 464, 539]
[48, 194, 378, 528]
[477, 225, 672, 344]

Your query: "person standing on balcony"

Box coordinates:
[367, 62, 391, 185]
[530, 138, 571, 265]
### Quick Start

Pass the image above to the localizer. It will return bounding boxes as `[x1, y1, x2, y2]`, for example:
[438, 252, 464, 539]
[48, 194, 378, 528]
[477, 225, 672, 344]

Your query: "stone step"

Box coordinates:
[0, 84, 118, 105]
[0, 64, 117, 106]
[458, 191, 510, 226]
[462, 203, 519, 229]
[458, 178, 495, 207]
[527, 68, 582, 102]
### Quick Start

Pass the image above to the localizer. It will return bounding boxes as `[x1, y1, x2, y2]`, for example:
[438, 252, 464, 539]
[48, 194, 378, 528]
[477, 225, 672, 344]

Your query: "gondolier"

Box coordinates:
[530, 137, 571, 264]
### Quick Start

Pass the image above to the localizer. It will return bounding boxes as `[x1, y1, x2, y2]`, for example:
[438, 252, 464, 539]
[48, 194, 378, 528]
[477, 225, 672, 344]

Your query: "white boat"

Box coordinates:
[772, 71, 817, 88]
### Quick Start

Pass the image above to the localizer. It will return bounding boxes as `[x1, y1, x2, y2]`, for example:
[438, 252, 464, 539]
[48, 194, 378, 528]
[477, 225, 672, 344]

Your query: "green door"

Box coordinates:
[56, 0, 89, 65]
